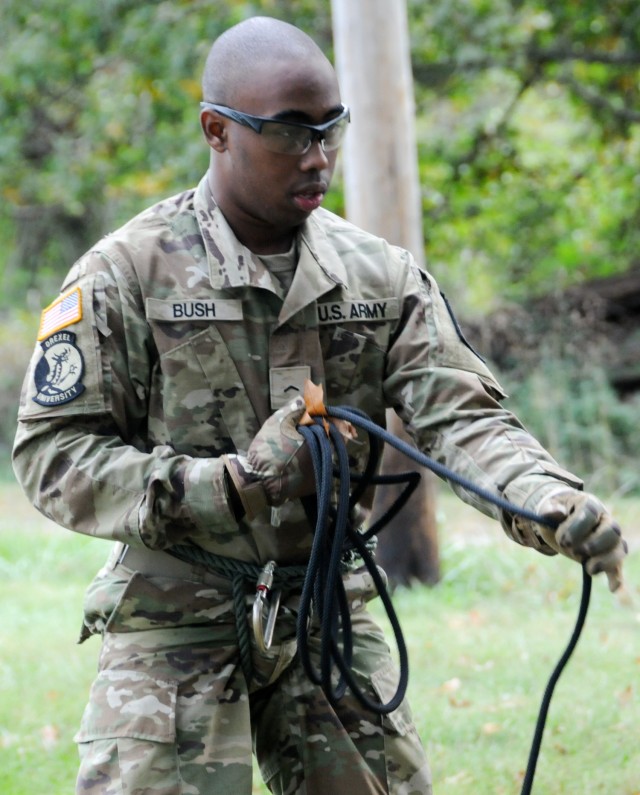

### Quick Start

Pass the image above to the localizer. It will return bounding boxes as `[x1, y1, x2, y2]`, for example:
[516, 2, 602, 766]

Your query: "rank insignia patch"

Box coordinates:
[33, 331, 85, 407]
[37, 287, 82, 340]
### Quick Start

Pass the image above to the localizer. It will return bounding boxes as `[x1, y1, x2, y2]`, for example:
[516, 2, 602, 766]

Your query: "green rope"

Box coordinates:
[168, 544, 309, 681]
[169, 544, 309, 587]
[231, 573, 253, 682]
[168, 539, 370, 682]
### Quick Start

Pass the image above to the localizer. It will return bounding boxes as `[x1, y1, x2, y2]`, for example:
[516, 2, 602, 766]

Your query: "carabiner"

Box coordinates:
[252, 560, 281, 652]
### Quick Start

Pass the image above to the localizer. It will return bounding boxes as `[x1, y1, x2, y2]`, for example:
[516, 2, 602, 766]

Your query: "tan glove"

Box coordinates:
[529, 489, 627, 592]
[222, 397, 315, 520]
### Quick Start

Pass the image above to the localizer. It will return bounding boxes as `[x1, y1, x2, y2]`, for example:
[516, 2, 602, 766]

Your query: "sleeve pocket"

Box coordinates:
[74, 669, 177, 743]
[370, 660, 413, 736]
[538, 459, 584, 490]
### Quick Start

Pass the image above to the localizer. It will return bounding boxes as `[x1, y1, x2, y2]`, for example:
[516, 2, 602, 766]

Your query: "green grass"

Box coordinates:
[1, 481, 638, 794]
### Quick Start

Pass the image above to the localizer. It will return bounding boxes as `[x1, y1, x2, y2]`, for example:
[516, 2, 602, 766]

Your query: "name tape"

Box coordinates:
[146, 298, 243, 322]
[146, 297, 399, 325]
[317, 299, 399, 324]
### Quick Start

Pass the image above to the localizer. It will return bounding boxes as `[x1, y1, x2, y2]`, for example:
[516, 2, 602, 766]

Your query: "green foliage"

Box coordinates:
[0, 0, 334, 305]
[1, 0, 639, 311]
[407, 0, 640, 310]
[0, 312, 39, 470]
[0, 0, 638, 486]
[0, 2, 232, 210]
[500, 356, 640, 495]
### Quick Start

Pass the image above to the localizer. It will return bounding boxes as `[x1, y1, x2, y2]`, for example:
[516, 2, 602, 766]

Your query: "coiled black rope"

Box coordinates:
[297, 404, 592, 795]
[297, 417, 412, 713]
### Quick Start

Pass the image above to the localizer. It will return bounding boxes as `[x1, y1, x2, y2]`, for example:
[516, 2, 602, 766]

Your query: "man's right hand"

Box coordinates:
[222, 397, 315, 520]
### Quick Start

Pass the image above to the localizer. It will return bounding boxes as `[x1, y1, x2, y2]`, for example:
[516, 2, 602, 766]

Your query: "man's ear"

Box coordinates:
[200, 109, 227, 152]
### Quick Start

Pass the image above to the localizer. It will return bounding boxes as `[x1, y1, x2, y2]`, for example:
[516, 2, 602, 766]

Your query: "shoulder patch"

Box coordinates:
[33, 331, 85, 407]
[440, 292, 486, 363]
[38, 287, 82, 340]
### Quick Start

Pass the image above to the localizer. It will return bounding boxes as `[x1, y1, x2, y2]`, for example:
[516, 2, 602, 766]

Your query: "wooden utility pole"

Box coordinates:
[331, 0, 423, 259]
[331, 0, 440, 585]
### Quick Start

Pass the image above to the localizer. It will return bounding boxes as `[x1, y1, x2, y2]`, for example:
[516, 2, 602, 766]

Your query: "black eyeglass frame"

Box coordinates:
[200, 101, 350, 153]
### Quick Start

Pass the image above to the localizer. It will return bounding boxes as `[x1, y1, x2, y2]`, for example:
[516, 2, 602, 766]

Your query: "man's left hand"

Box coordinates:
[535, 490, 628, 592]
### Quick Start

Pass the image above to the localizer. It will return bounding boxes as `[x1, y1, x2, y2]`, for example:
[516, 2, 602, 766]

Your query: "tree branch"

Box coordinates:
[556, 74, 640, 124]
[527, 45, 640, 67]
[449, 74, 535, 179]
[412, 47, 640, 85]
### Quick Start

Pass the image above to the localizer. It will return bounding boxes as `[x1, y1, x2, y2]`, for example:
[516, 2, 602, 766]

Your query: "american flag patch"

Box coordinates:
[37, 287, 83, 341]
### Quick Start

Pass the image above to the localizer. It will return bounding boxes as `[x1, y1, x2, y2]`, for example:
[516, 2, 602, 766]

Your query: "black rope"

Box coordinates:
[519, 564, 592, 795]
[297, 418, 410, 713]
[297, 404, 592, 795]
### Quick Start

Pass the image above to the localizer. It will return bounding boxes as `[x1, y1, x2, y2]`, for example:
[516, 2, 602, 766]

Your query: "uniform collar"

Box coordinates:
[277, 216, 347, 324]
[194, 173, 348, 322]
[194, 175, 271, 291]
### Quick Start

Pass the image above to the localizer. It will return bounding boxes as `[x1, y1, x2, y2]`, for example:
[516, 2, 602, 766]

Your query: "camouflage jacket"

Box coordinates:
[13, 174, 581, 572]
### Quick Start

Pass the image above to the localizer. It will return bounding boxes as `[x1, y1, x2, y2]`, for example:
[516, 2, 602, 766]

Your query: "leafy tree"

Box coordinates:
[1, 0, 638, 494]
[0, 0, 334, 304]
[407, 0, 640, 310]
[0, 0, 638, 314]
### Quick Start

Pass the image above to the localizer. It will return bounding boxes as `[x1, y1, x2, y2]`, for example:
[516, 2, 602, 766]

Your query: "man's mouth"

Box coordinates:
[292, 188, 326, 213]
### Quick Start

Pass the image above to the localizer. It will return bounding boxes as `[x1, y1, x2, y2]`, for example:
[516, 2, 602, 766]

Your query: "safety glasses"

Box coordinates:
[200, 102, 350, 155]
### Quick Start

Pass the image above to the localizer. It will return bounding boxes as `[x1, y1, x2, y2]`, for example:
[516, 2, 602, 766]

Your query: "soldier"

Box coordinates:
[12, 15, 626, 795]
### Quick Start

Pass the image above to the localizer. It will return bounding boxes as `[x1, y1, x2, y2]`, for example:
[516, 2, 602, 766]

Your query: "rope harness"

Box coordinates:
[169, 399, 592, 795]
[168, 544, 307, 682]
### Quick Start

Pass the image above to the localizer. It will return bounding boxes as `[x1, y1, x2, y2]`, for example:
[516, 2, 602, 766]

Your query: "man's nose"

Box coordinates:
[299, 137, 330, 170]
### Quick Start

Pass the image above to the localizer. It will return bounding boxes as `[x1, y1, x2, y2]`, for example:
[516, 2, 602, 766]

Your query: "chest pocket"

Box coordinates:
[156, 325, 259, 456]
[322, 326, 386, 414]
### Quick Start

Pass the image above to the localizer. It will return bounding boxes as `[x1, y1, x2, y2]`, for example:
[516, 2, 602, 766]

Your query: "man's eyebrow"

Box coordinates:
[270, 105, 344, 123]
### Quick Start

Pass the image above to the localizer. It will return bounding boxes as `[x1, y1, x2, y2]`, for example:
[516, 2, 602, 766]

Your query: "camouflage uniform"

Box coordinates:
[13, 174, 581, 794]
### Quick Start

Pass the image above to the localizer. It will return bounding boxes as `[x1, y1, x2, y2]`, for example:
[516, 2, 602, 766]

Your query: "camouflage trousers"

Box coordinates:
[74, 555, 432, 794]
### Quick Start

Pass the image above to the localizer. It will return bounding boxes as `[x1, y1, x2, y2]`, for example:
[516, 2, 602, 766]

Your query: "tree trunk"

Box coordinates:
[331, 0, 440, 586]
[372, 412, 440, 587]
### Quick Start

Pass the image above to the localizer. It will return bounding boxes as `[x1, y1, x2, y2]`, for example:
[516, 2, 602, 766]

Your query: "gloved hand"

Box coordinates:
[531, 489, 628, 592]
[222, 397, 315, 520]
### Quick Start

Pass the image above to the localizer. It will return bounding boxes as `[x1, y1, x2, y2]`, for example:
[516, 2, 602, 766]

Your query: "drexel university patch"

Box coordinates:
[33, 331, 85, 407]
[33, 287, 85, 407]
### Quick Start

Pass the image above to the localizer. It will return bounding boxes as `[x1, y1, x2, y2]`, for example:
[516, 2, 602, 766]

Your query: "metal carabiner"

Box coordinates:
[252, 560, 281, 653]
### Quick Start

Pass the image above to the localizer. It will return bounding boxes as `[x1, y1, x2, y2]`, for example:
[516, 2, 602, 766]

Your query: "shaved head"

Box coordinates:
[202, 16, 331, 104]
[199, 16, 343, 253]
